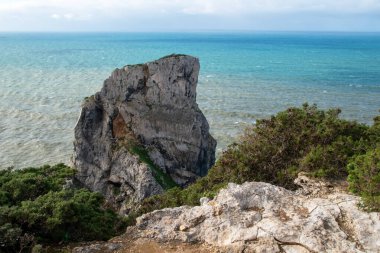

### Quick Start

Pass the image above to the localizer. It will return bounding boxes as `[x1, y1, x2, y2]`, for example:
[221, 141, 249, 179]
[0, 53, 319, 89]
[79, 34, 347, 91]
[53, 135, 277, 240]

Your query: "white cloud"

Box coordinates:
[0, 0, 379, 15]
[50, 13, 60, 19]
[49, 12, 92, 21]
[0, 0, 379, 31]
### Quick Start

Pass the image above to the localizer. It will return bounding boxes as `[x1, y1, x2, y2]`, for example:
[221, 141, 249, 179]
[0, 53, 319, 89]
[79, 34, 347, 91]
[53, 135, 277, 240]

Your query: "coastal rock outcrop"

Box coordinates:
[73, 175, 380, 253]
[133, 180, 380, 252]
[73, 55, 216, 213]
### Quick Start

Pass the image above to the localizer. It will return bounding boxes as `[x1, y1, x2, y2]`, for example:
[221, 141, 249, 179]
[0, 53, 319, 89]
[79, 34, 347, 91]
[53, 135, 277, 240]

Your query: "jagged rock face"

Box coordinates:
[135, 180, 380, 253]
[73, 55, 216, 213]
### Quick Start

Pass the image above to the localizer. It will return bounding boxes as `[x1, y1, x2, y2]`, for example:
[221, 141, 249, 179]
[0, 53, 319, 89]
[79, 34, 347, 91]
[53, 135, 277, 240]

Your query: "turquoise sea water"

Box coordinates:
[1, 32, 380, 169]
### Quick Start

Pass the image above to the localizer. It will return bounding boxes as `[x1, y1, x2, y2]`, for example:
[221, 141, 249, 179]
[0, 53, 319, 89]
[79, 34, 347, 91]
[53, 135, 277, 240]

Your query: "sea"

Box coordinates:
[1, 32, 380, 169]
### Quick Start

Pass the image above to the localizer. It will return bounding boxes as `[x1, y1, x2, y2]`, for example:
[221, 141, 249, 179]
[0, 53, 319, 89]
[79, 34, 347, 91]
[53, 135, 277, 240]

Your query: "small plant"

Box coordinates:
[83, 95, 95, 104]
[128, 145, 178, 190]
[111, 125, 178, 190]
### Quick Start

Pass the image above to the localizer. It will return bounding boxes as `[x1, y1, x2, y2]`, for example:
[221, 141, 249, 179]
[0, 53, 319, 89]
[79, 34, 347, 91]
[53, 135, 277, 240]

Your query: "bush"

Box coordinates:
[300, 136, 367, 178]
[1, 189, 123, 242]
[0, 164, 125, 252]
[136, 104, 379, 216]
[348, 147, 380, 211]
[137, 178, 226, 218]
[0, 164, 75, 206]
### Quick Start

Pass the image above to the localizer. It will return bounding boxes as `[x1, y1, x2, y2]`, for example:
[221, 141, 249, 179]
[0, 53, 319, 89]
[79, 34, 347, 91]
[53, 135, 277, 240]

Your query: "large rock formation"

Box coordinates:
[73, 55, 216, 213]
[73, 175, 380, 253]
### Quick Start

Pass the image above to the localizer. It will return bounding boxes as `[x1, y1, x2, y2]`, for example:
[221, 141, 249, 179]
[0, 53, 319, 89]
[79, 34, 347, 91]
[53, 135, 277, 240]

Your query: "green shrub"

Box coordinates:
[1, 189, 123, 242]
[0, 223, 22, 250]
[348, 147, 380, 211]
[300, 136, 368, 178]
[0, 164, 75, 206]
[0, 164, 125, 252]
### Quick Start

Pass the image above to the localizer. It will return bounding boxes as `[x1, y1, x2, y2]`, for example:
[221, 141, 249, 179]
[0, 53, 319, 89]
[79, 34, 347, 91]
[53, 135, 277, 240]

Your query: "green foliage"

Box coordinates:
[207, 104, 371, 188]
[0, 164, 75, 206]
[112, 130, 178, 190]
[135, 104, 379, 217]
[348, 147, 380, 211]
[129, 145, 178, 190]
[160, 54, 188, 59]
[0, 164, 125, 252]
[300, 136, 368, 178]
[1, 190, 123, 242]
[132, 178, 226, 224]
[0, 223, 22, 249]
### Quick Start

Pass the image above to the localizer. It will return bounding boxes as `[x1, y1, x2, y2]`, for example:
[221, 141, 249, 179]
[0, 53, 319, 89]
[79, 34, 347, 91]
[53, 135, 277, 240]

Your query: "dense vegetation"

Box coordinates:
[137, 104, 380, 217]
[0, 164, 125, 253]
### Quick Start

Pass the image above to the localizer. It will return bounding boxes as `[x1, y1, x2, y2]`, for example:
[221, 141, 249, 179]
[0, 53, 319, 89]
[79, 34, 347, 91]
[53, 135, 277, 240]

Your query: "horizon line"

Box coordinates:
[1, 30, 380, 34]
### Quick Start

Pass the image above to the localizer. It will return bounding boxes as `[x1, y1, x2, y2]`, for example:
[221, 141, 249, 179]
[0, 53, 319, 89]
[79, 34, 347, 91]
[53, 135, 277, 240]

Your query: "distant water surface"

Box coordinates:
[1, 32, 380, 168]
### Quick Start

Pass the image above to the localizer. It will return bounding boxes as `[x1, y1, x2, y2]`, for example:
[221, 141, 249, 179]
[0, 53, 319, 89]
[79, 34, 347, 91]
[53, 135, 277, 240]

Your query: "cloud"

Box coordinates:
[50, 14, 60, 19]
[0, 0, 379, 31]
[49, 13, 92, 21]
[0, 0, 379, 15]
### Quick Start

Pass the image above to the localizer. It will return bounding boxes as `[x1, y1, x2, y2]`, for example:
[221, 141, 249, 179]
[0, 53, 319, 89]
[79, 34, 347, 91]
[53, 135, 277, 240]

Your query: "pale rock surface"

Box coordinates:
[72, 175, 380, 253]
[73, 55, 216, 213]
[135, 179, 380, 253]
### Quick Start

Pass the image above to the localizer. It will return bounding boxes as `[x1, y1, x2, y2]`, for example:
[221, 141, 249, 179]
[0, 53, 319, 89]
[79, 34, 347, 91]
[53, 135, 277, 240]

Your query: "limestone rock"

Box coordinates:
[135, 181, 380, 252]
[73, 55, 216, 213]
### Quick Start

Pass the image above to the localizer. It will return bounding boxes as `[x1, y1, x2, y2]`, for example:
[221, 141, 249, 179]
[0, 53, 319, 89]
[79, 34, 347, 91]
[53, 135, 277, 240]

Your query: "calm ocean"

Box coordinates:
[1, 32, 380, 169]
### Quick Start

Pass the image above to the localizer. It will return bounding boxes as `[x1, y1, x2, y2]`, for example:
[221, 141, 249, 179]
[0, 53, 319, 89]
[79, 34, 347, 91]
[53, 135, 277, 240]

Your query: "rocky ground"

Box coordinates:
[73, 174, 380, 253]
[72, 234, 218, 253]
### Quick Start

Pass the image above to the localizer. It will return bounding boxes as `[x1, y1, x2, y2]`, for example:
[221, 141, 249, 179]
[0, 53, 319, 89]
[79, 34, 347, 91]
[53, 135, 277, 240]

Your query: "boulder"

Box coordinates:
[73, 55, 216, 213]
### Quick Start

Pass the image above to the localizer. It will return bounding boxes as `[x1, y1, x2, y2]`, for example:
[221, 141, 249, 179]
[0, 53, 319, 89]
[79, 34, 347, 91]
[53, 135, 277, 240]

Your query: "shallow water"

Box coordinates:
[1, 32, 380, 169]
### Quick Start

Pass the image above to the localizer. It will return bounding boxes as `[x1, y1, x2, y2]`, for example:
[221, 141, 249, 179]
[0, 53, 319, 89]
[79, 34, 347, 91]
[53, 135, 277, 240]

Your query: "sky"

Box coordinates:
[0, 0, 380, 32]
